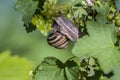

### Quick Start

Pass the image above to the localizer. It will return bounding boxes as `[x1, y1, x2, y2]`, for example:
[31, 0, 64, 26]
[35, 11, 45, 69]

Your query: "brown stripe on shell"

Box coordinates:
[47, 32, 69, 49]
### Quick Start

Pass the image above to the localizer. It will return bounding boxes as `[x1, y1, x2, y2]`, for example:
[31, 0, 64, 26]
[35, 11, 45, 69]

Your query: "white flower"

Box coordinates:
[85, 0, 95, 6]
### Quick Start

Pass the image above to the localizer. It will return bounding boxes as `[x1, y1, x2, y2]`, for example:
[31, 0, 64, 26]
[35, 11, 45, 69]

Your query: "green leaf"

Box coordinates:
[71, 0, 83, 5]
[0, 51, 33, 80]
[14, 0, 39, 23]
[58, 0, 73, 5]
[32, 57, 79, 80]
[74, 7, 87, 18]
[42, 0, 70, 18]
[110, 65, 120, 80]
[72, 21, 120, 73]
[93, 2, 109, 23]
[41, 0, 57, 18]
[93, 2, 109, 17]
[32, 15, 51, 36]
[100, 76, 109, 80]
[23, 22, 36, 33]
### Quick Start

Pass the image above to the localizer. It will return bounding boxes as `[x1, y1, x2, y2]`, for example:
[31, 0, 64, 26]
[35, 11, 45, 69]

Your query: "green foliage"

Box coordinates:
[32, 57, 79, 80]
[93, 2, 109, 17]
[41, 0, 57, 18]
[93, 2, 109, 23]
[73, 7, 87, 18]
[14, 0, 70, 34]
[72, 21, 120, 73]
[42, 0, 69, 18]
[57, 0, 73, 4]
[14, 0, 39, 33]
[14, 0, 120, 80]
[110, 65, 120, 80]
[14, 0, 38, 23]
[100, 76, 109, 80]
[71, 3, 120, 79]
[0, 51, 33, 80]
[32, 15, 51, 36]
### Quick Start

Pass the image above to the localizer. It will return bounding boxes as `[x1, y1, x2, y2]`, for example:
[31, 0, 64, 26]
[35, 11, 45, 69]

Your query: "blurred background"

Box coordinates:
[0, 0, 74, 64]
